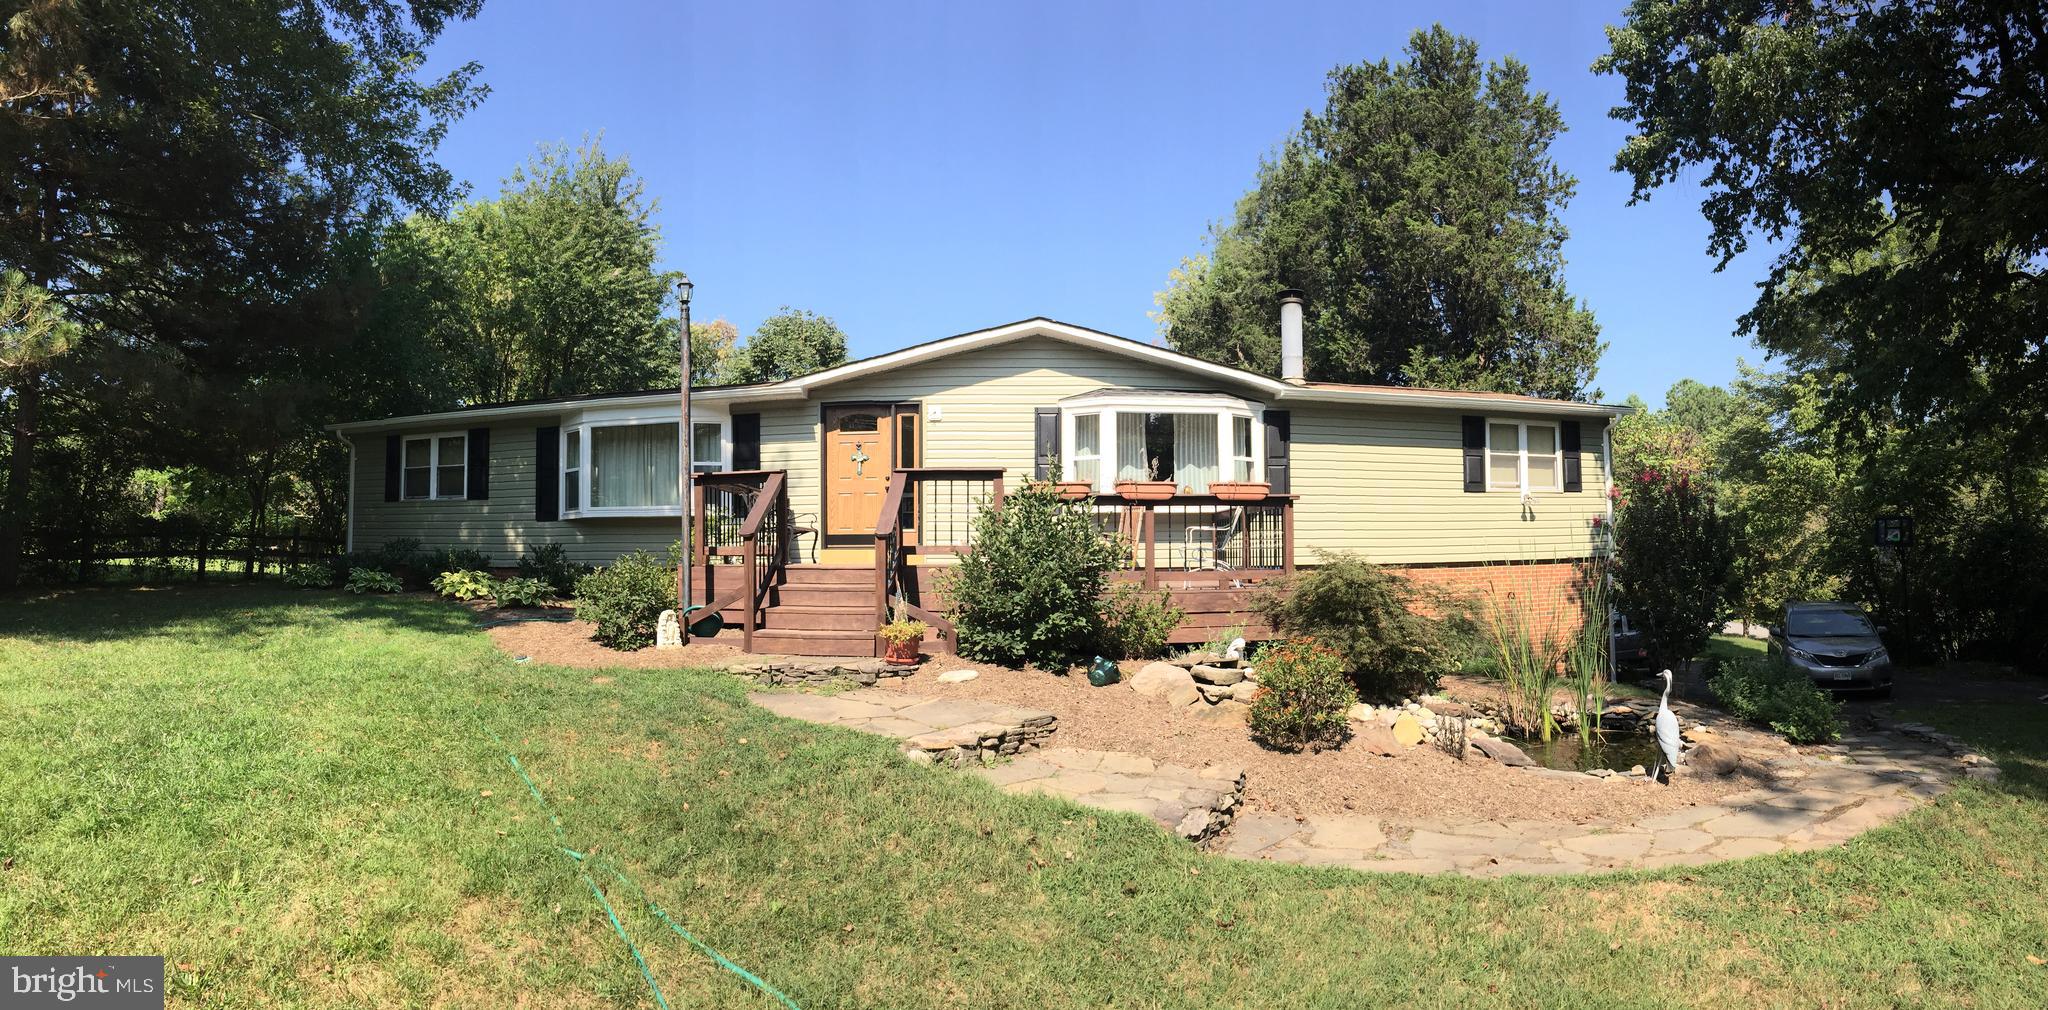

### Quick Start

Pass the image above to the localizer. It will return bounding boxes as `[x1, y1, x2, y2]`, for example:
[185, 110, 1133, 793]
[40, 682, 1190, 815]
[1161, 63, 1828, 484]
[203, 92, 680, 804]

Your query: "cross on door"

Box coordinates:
[850, 441, 870, 476]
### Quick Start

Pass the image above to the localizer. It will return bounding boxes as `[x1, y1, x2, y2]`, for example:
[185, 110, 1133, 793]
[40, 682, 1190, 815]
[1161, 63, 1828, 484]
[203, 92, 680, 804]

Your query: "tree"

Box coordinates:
[690, 319, 740, 385]
[1597, 1, 2048, 451]
[382, 141, 679, 405]
[0, 0, 484, 585]
[1612, 463, 1737, 674]
[722, 308, 849, 384]
[1153, 26, 1604, 398]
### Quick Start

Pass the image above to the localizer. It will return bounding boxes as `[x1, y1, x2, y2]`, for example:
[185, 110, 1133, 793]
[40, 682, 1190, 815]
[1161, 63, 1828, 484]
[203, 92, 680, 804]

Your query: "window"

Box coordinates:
[1071, 413, 1101, 485]
[1059, 393, 1261, 494]
[692, 422, 724, 474]
[1486, 420, 1560, 493]
[591, 424, 679, 508]
[1231, 415, 1254, 482]
[559, 415, 726, 515]
[402, 433, 466, 500]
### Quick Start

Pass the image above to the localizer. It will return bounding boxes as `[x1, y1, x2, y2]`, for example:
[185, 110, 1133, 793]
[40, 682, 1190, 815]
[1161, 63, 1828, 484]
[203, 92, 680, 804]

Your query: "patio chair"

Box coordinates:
[1184, 504, 1244, 573]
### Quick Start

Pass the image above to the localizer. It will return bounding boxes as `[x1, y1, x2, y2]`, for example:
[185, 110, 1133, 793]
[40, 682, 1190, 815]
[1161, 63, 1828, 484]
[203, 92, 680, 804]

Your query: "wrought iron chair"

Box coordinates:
[1184, 504, 1244, 573]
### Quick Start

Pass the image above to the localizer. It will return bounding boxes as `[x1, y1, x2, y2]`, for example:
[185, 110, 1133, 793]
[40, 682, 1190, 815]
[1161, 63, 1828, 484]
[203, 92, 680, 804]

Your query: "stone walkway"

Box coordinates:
[1220, 726, 1982, 876]
[747, 689, 1244, 840]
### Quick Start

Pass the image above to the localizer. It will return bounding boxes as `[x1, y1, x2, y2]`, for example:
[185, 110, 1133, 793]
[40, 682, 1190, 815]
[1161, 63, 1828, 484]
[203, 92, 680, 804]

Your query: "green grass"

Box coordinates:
[1703, 632, 1768, 665]
[5, 586, 2048, 1008]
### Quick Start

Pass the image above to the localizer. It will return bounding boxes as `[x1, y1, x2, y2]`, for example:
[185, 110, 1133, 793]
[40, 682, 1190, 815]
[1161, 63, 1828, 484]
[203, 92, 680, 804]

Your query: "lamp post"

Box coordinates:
[676, 273, 693, 627]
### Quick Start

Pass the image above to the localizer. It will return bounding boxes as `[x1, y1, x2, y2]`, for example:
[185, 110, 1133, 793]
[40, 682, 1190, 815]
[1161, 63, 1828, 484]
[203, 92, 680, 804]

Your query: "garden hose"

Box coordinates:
[485, 727, 802, 1010]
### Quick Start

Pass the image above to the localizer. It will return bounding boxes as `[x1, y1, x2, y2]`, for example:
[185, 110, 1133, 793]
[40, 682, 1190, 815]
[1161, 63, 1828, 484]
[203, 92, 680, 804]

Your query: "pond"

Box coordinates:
[1511, 728, 1666, 773]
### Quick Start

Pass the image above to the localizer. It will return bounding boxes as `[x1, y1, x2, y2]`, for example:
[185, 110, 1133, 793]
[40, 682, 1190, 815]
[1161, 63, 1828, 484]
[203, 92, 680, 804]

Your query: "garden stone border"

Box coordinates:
[725, 656, 921, 687]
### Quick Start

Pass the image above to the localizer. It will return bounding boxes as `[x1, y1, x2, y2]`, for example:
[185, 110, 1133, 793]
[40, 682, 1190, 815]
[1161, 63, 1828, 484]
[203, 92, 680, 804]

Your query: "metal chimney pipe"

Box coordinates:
[1278, 288, 1306, 383]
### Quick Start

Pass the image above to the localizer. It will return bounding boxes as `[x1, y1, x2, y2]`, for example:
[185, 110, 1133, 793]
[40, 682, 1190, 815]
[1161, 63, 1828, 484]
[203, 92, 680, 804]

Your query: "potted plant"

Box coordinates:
[1113, 479, 1176, 501]
[1209, 480, 1271, 501]
[877, 618, 929, 663]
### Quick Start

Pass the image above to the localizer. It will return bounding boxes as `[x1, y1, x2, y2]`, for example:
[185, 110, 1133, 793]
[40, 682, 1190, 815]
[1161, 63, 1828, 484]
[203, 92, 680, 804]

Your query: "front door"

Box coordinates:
[823, 403, 897, 544]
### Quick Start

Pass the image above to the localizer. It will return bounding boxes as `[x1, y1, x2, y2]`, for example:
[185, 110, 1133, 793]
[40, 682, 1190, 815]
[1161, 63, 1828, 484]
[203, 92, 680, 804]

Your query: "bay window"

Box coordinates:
[1059, 392, 1262, 494]
[1486, 419, 1560, 493]
[558, 411, 728, 517]
[401, 433, 466, 500]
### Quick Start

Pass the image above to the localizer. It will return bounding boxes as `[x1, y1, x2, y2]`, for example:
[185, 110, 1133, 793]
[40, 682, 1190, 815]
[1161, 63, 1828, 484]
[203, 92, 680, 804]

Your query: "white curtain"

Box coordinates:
[592, 424, 679, 507]
[1116, 412, 1148, 481]
[1172, 413, 1218, 492]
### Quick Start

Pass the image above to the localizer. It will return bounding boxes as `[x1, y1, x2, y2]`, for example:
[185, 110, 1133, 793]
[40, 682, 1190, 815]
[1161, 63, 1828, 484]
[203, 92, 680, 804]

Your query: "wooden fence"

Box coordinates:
[28, 524, 344, 583]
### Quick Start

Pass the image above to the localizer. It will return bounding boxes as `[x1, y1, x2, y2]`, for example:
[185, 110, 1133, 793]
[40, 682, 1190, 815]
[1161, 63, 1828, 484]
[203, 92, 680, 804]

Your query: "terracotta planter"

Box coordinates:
[1114, 480, 1177, 501]
[1209, 481, 1272, 501]
[1053, 480, 1096, 500]
[881, 636, 921, 664]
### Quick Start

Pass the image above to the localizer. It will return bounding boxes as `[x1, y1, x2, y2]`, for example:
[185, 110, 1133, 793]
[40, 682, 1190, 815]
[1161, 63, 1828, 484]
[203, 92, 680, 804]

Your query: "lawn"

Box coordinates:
[4, 586, 2046, 1008]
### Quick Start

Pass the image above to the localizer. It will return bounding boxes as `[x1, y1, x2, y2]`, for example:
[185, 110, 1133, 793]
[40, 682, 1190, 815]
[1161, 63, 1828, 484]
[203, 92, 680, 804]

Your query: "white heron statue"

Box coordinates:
[1222, 636, 1247, 663]
[1650, 668, 1682, 784]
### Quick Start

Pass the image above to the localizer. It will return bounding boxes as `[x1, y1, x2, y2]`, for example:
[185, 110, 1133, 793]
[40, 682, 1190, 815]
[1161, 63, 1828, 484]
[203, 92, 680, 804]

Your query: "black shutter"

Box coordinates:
[534, 426, 560, 521]
[1262, 410, 1291, 493]
[384, 434, 401, 502]
[1033, 407, 1060, 480]
[1461, 416, 1486, 493]
[466, 427, 490, 500]
[731, 412, 761, 470]
[1561, 420, 1583, 493]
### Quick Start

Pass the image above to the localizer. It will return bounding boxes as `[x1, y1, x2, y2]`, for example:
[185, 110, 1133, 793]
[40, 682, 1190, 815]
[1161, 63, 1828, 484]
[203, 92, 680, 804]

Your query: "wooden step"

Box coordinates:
[716, 605, 878, 632]
[775, 565, 876, 585]
[742, 627, 879, 657]
[754, 585, 873, 608]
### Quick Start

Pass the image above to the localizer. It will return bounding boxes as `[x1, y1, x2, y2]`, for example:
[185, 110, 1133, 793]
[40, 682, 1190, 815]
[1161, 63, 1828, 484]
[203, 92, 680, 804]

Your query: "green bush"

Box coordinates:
[283, 565, 331, 588]
[1247, 639, 1354, 752]
[344, 568, 402, 594]
[943, 483, 1127, 669]
[1613, 466, 1736, 672]
[423, 547, 492, 575]
[574, 545, 679, 651]
[518, 543, 590, 597]
[1254, 552, 1464, 700]
[431, 570, 496, 601]
[1098, 582, 1184, 660]
[1709, 655, 1843, 744]
[491, 576, 555, 608]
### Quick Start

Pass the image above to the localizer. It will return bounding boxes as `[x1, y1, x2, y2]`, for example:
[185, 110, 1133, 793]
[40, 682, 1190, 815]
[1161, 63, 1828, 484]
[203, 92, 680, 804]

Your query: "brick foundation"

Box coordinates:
[1396, 559, 1596, 647]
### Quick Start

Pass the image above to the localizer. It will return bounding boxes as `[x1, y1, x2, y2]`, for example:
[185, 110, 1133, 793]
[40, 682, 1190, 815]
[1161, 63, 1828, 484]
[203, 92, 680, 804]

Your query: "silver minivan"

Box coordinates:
[1768, 601, 1894, 696]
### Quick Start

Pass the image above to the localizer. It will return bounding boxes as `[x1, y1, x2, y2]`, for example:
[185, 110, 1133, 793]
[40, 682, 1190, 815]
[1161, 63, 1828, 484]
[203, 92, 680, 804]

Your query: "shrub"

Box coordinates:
[1098, 582, 1184, 660]
[944, 483, 1127, 669]
[431, 570, 496, 601]
[519, 543, 590, 597]
[423, 547, 492, 575]
[344, 568, 402, 594]
[1254, 552, 1463, 700]
[491, 576, 555, 608]
[1709, 655, 1843, 744]
[574, 545, 679, 651]
[1247, 639, 1354, 752]
[373, 537, 424, 570]
[283, 565, 331, 588]
[1612, 466, 1736, 672]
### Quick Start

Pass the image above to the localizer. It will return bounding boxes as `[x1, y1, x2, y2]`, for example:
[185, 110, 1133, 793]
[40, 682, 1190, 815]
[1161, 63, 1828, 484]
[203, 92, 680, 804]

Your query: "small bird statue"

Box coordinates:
[1650, 668, 1682, 784]
[1222, 636, 1247, 663]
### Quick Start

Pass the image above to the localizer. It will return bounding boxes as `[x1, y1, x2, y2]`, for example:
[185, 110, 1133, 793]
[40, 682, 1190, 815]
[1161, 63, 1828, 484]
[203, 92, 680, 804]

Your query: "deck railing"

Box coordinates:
[873, 467, 1005, 652]
[1088, 492, 1296, 589]
[690, 470, 791, 652]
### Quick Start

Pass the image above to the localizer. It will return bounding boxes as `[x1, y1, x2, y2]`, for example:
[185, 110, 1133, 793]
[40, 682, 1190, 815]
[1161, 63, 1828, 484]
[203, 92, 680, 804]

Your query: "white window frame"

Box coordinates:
[401, 431, 468, 501]
[1067, 412, 1103, 486]
[1056, 392, 1264, 494]
[1485, 418, 1561, 494]
[558, 406, 729, 519]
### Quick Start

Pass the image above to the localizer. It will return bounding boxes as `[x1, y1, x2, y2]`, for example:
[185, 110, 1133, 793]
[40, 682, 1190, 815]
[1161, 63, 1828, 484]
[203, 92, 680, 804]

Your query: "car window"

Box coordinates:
[1788, 610, 1874, 637]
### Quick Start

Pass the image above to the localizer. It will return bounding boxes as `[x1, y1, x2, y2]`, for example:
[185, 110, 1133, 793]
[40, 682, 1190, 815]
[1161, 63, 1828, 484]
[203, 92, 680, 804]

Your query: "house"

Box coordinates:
[330, 294, 1626, 656]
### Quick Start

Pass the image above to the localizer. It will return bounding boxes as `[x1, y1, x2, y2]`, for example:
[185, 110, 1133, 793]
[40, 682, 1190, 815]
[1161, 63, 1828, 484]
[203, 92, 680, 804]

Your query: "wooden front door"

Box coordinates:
[823, 403, 898, 544]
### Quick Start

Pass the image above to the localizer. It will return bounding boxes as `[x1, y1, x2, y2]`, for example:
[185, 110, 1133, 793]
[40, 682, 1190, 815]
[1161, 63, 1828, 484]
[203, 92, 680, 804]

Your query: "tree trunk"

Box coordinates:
[0, 370, 45, 587]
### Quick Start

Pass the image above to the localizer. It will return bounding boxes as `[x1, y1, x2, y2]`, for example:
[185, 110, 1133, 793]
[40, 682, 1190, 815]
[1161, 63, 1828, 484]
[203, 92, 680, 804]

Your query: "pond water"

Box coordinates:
[1511, 729, 1667, 773]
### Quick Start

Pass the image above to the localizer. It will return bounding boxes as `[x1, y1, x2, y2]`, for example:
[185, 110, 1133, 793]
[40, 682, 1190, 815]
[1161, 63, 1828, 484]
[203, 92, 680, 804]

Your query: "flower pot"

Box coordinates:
[1114, 480, 1177, 501]
[1209, 481, 1272, 501]
[1053, 480, 1096, 500]
[881, 636, 921, 664]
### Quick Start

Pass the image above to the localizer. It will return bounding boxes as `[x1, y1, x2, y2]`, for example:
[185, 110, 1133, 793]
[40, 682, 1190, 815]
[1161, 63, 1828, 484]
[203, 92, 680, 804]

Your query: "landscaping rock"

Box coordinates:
[1471, 736, 1534, 767]
[1196, 682, 1235, 703]
[1190, 664, 1245, 686]
[936, 668, 980, 684]
[1176, 652, 1224, 668]
[1227, 682, 1262, 703]
[1129, 662, 1194, 697]
[1347, 703, 1375, 723]
[1687, 740, 1745, 777]
[1353, 726, 1402, 757]
[1194, 699, 1252, 726]
[1390, 713, 1425, 747]
[1423, 699, 1473, 718]
[1166, 683, 1203, 709]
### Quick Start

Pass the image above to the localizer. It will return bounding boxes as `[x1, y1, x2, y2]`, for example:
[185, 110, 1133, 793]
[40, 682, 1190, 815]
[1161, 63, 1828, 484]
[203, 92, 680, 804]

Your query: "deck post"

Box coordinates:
[743, 531, 757, 653]
[1282, 498, 1295, 575]
[1143, 505, 1157, 589]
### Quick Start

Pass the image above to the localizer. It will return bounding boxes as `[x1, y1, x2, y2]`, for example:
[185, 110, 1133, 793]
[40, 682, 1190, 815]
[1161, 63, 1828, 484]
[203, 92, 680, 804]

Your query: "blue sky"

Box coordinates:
[422, 0, 1772, 407]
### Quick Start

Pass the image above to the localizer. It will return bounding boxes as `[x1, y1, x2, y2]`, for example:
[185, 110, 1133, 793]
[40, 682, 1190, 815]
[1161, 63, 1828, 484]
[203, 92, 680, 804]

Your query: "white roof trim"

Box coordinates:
[330, 317, 1624, 433]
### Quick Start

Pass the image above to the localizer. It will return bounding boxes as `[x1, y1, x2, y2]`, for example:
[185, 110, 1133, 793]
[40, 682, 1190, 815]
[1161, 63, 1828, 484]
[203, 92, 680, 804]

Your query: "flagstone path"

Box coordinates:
[749, 688, 1987, 875]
